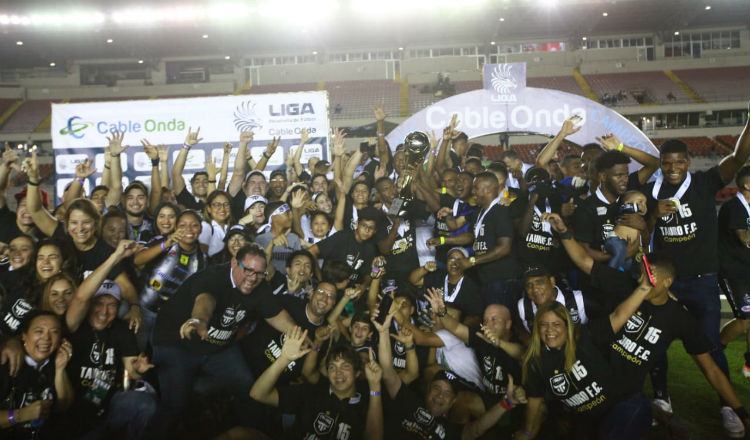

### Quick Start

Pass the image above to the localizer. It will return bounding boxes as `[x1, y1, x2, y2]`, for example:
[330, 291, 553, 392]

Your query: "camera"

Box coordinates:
[618, 203, 640, 214]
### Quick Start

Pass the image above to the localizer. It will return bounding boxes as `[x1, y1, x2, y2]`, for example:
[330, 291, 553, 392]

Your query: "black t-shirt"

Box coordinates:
[176, 186, 205, 211]
[717, 195, 750, 279]
[0, 206, 46, 245]
[467, 326, 522, 398]
[230, 190, 246, 223]
[645, 168, 725, 276]
[0, 288, 35, 336]
[419, 270, 483, 318]
[589, 263, 712, 395]
[316, 230, 378, 284]
[524, 317, 623, 418]
[469, 203, 518, 283]
[67, 319, 138, 419]
[53, 223, 125, 282]
[385, 383, 463, 439]
[152, 263, 283, 355]
[375, 201, 429, 280]
[0, 360, 58, 436]
[434, 195, 476, 266]
[517, 195, 568, 274]
[241, 295, 324, 382]
[276, 380, 370, 440]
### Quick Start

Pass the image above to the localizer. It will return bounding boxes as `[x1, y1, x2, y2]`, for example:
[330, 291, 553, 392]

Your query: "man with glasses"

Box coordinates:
[147, 244, 299, 436]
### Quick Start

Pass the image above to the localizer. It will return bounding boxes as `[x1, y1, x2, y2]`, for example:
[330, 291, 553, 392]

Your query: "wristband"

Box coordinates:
[208, 179, 216, 183]
[439, 236, 446, 245]
[734, 406, 748, 420]
[436, 308, 447, 318]
[500, 395, 515, 410]
[430, 150, 438, 156]
[160, 241, 166, 251]
[104, 165, 111, 169]
[441, 187, 447, 194]
[376, 132, 384, 137]
[186, 318, 204, 327]
[151, 158, 160, 167]
[312, 346, 320, 352]
[76, 178, 85, 185]
[110, 153, 120, 158]
[263, 152, 272, 159]
[28, 180, 40, 186]
[404, 345, 416, 351]
[617, 143, 624, 152]
[558, 230, 572, 240]
[182, 144, 191, 150]
[8, 409, 14, 426]
[370, 390, 381, 396]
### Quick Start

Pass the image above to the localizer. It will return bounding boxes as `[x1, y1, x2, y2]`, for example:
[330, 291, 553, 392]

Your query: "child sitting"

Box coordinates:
[605, 190, 647, 271]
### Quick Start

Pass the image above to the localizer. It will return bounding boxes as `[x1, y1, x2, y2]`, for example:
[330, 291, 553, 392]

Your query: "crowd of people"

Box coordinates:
[0, 101, 747, 440]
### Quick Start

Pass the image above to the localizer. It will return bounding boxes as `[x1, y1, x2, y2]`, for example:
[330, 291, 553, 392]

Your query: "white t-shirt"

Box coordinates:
[198, 220, 228, 257]
[435, 330, 485, 391]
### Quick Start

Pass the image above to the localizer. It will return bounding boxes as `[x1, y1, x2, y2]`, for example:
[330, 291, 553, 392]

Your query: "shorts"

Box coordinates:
[720, 277, 750, 319]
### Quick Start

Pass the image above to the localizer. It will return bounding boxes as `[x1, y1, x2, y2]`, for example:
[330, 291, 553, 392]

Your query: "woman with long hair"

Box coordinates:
[199, 190, 233, 257]
[208, 225, 253, 266]
[39, 273, 77, 318]
[519, 277, 655, 440]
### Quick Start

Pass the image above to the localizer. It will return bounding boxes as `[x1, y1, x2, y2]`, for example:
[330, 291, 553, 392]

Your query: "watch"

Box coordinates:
[469, 256, 476, 266]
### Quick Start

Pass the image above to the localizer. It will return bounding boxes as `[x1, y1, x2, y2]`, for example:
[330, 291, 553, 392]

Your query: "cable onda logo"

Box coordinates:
[60, 115, 186, 138]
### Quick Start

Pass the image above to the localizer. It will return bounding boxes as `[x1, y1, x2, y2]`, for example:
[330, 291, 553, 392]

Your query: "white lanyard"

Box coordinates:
[736, 192, 750, 218]
[452, 198, 462, 216]
[474, 196, 501, 237]
[533, 198, 552, 233]
[382, 204, 407, 236]
[595, 187, 617, 205]
[443, 275, 464, 303]
[652, 172, 692, 201]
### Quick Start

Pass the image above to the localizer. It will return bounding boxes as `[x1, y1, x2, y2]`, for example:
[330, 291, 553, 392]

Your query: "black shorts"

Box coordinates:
[720, 277, 750, 320]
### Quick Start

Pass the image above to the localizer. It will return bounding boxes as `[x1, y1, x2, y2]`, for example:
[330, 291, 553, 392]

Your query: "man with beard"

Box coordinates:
[121, 181, 153, 244]
[267, 170, 287, 203]
[172, 127, 209, 211]
[147, 244, 299, 436]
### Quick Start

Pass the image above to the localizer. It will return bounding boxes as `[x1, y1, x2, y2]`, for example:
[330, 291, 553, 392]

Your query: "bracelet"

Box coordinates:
[370, 390, 381, 396]
[8, 409, 14, 426]
[28, 180, 39, 186]
[404, 345, 416, 351]
[151, 158, 160, 167]
[160, 241, 166, 251]
[376, 132, 384, 137]
[263, 152, 272, 159]
[439, 236, 446, 245]
[104, 165, 111, 169]
[182, 144, 191, 150]
[430, 150, 438, 156]
[110, 153, 119, 158]
[76, 178, 85, 185]
[186, 318, 204, 326]
[500, 394, 515, 410]
[208, 179, 216, 183]
[617, 143, 624, 152]
[558, 230, 572, 240]
[312, 346, 320, 352]
[436, 308, 447, 318]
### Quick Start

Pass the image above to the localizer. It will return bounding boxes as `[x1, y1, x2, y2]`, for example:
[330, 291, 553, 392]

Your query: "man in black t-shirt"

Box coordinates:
[250, 327, 384, 440]
[172, 127, 209, 211]
[147, 244, 299, 436]
[718, 165, 750, 378]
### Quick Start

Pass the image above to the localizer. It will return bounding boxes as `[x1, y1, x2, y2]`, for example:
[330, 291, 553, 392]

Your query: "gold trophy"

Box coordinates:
[389, 131, 430, 215]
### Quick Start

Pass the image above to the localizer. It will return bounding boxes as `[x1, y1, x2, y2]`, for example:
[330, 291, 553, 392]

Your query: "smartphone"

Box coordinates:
[376, 294, 393, 325]
[641, 255, 656, 286]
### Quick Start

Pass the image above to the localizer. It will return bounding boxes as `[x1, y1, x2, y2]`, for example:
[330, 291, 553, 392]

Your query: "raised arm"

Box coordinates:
[205, 156, 218, 195]
[462, 374, 526, 440]
[53, 340, 74, 412]
[437, 114, 459, 171]
[66, 240, 137, 332]
[64, 158, 96, 209]
[24, 150, 58, 237]
[407, 261, 437, 287]
[0, 146, 19, 210]
[542, 212, 594, 275]
[328, 287, 361, 325]
[596, 134, 659, 185]
[425, 288, 469, 342]
[254, 137, 280, 172]
[373, 103, 391, 170]
[718, 107, 750, 182]
[249, 326, 310, 407]
[157, 145, 170, 190]
[363, 348, 384, 440]
[372, 312, 402, 399]
[535, 117, 581, 170]
[228, 131, 253, 197]
[609, 275, 652, 334]
[104, 130, 128, 208]
[218, 142, 232, 191]
[292, 129, 308, 178]
[141, 140, 161, 215]
[392, 325, 419, 385]
[172, 127, 203, 197]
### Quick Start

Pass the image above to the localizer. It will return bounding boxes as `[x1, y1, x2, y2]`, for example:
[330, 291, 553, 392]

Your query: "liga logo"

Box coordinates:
[59, 116, 92, 139]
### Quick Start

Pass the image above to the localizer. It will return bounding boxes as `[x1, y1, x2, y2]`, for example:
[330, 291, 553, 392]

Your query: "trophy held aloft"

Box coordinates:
[388, 131, 430, 216]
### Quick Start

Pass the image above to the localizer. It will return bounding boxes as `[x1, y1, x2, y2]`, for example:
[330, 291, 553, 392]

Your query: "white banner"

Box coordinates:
[51, 92, 330, 201]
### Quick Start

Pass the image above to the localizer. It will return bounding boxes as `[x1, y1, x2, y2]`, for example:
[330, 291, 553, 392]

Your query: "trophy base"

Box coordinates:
[388, 198, 405, 216]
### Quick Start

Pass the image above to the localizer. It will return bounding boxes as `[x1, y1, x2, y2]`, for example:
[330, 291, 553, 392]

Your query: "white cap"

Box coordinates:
[93, 280, 122, 302]
[244, 195, 268, 211]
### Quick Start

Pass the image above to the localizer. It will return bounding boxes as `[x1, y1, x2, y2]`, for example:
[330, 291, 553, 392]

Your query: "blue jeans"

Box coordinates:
[480, 279, 522, 311]
[146, 344, 254, 437]
[650, 274, 729, 400]
[78, 391, 157, 440]
[604, 236, 631, 271]
[595, 392, 652, 440]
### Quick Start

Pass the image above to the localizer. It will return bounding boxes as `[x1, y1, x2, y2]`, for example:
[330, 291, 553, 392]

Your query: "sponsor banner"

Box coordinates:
[387, 62, 657, 172]
[51, 92, 330, 202]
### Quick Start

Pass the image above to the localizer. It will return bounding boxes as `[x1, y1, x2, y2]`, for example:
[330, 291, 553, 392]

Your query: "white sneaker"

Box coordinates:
[721, 406, 746, 439]
[651, 398, 673, 426]
[742, 363, 750, 379]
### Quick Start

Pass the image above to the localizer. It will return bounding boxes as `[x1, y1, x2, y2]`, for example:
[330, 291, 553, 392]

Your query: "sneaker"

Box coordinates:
[721, 406, 746, 439]
[651, 398, 673, 426]
[742, 363, 750, 379]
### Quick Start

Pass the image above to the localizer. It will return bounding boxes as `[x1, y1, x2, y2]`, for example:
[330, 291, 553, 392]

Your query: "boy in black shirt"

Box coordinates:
[250, 327, 384, 440]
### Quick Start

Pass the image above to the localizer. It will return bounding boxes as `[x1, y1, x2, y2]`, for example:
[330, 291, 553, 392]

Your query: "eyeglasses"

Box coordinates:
[211, 202, 231, 209]
[238, 260, 267, 278]
[313, 289, 336, 299]
[228, 236, 246, 244]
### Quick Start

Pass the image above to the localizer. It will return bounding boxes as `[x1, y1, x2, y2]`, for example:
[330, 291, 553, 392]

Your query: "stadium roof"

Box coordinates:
[0, 0, 747, 69]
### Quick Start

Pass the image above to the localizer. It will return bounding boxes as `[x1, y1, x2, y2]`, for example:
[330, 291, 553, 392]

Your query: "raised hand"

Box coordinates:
[595, 133, 622, 151]
[391, 325, 414, 346]
[300, 128, 310, 145]
[106, 129, 129, 156]
[289, 190, 306, 210]
[344, 287, 362, 302]
[370, 309, 396, 334]
[560, 116, 583, 137]
[75, 158, 97, 179]
[427, 130, 439, 152]
[423, 261, 438, 272]
[280, 326, 311, 361]
[374, 162, 386, 180]
[314, 325, 334, 345]
[476, 324, 500, 347]
[265, 136, 281, 157]
[2, 144, 19, 168]
[240, 131, 254, 145]
[332, 127, 347, 157]
[286, 275, 301, 294]
[157, 145, 169, 163]
[184, 126, 203, 147]
[24, 150, 39, 182]
[364, 348, 383, 386]
[373, 102, 388, 122]
[54, 339, 73, 370]
[165, 228, 185, 248]
[141, 139, 158, 159]
[205, 157, 218, 180]
[425, 287, 446, 314]
[223, 142, 233, 156]
[444, 113, 460, 139]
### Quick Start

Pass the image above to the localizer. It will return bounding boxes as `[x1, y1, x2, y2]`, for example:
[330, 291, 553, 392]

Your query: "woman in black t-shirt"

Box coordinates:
[519, 279, 654, 440]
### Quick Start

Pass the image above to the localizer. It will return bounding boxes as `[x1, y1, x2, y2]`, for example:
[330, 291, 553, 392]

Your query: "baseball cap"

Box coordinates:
[124, 180, 148, 195]
[93, 280, 122, 302]
[522, 265, 552, 280]
[244, 195, 268, 211]
[15, 187, 49, 209]
[244, 170, 266, 183]
[431, 370, 459, 395]
[447, 247, 469, 259]
[269, 169, 286, 180]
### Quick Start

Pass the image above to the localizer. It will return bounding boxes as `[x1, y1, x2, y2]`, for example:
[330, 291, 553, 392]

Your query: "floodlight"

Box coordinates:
[225, 55, 231, 60]
[16, 41, 23, 46]
[674, 31, 679, 35]
[138, 59, 144, 64]
[490, 41, 496, 45]
[49, 62, 56, 67]
[398, 47, 404, 51]
[106, 38, 114, 43]
[705, 5, 711, 10]
[602, 12, 608, 16]
[582, 36, 587, 40]
[312, 51, 318, 55]
[202, 34, 209, 38]
[499, 17, 505, 21]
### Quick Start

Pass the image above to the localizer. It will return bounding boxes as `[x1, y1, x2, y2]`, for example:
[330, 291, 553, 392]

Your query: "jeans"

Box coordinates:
[78, 391, 157, 440]
[595, 392, 652, 440]
[650, 273, 729, 401]
[604, 236, 631, 271]
[145, 344, 255, 437]
[480, 279, 522, 311]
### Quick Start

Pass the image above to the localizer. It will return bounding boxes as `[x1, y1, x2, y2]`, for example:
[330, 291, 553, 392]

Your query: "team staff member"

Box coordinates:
[250, 327, 384, 440]
[147, 244, 299, 436]
[545, 212, 750, 438]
